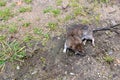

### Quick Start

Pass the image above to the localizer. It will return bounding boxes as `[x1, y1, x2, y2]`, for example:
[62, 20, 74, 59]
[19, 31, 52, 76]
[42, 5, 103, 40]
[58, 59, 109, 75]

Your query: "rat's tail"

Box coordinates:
[93, 23, 120, 33]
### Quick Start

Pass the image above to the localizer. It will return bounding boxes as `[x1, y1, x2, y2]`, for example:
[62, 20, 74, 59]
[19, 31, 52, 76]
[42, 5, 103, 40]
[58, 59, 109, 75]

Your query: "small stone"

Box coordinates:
[98, 73, 100, 75]
[65, 71, 67, 74]
[62, 0, 69, 9]
[116, 59, 120, 64]
[108, 50, 113, 55]
[114, 64, 117, 66]
[70, 72, 75, 76]
[31, 71, 37, 75]
[57, 37, 60, 39]
[16, 65, 20, 70]
[105, 31, 111, 35]
[111, 20, 117, 25]
[88, 57, 90, 61]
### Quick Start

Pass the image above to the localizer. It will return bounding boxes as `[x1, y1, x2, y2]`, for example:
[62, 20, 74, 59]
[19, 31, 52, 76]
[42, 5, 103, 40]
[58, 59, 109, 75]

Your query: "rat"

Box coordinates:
[63, 23, 120, 54]
[63, 24, 87, 55]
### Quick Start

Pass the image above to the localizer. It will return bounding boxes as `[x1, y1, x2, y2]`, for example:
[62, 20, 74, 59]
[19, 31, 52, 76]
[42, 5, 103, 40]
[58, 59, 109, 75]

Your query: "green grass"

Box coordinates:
[94, 14, 100, 22]
[33, 28, 50, 40]
[33, 28, 42, 35]
[19, 6, 32, 13]
[43, 33, 50, 39]
[23, 35, 33, 42]
[47, 22, 58, 30]
[99, 0, 109, 3]
[24, 0, 32, 4]
[0, 35, 6, 41]
[94, 0, 109, 4]
[22, 22, 31, 27]
[0, 0, 7, 6]
[8, 23, 18, 33]
[43, 6, 53, 13]
[0, 8, 13, 20]
[70, 2, 79, 7]
[51, 9, 61, 16]
[10, 2, 16, 7]
[64, 15, 73, 21]
[0, 60, 5, 65]
[43, 7, 61, 16]
[17, 18, 24, 21]
[0, 24, 7, 31]
[56, 0, 62, 6]
[81, 19, 90, 24]
[103, 55, 114, 63]
[40, 57, 46, 67]
[0, 40, 26, 67]
[73, 7, 85, 16]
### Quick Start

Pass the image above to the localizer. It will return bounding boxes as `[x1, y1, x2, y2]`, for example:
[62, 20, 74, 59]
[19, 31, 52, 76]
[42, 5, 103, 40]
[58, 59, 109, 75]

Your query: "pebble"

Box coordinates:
[31, 70, 37, 75]
[65, 71, 67, 74]
[108, 50, 113, 55]
[70, 72, 75, 76]
[57, 37, 60, 40]
[62, 1, 69, 9]
[16, 65, 20, 70]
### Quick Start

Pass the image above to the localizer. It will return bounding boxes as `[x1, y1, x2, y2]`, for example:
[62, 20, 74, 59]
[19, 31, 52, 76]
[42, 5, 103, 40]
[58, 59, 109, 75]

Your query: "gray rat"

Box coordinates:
[63, 24, 87, 54]
[63, 23, 120, 54]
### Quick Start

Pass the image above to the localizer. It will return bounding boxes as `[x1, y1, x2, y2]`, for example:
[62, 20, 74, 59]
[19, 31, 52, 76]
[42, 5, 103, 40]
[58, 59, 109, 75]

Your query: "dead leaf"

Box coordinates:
[116, 59, 120, 64]
[16, 0, 22, 6]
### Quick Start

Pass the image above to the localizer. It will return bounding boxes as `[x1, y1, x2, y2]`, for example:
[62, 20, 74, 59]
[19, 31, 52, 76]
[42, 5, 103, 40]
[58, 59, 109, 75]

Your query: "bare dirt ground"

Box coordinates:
[0, 0, 120, 80]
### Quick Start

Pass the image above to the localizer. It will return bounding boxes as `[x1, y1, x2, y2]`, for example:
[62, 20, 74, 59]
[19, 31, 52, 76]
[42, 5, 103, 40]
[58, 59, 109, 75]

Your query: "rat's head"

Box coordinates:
[74, 43, 84, 55]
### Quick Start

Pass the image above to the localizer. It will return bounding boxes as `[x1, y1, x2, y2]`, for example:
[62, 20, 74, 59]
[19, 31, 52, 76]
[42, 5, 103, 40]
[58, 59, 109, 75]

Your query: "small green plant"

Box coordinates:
[0, 0, 7, 6]
[0, 40, 26, 66]
[9, 23, 18, 33]
[23, 35, 33, 42]
[103, 55, 114, 63]
[0, 8, 13, 20]
[19, 6, 32, 13]
[0, 35, 6, 41]
[24, 0, 32, 4]
[64, 15, 73, 21]
[51, 9, 61, 16]
[43, 7, 60, 16]
[94, 14, 100, 22]
[43, 6, 53, 13]
[47, 22, 58, 30]
[40, 57, 46, 67]
[22, 22, 31, 27]
[70, 2, 79, 7]
[0, 60, 6, 65]
[36, 17, 40, 21]
[94, 0, 109, 4]
[81, 19, 90, 24]
[9, 28, 17, 33]
[33, 28, 42, 35]
[0, 24, 7, 31]
[43, 33, 50, 40]
[100, 0, 109, 3]
[17, 17, 24, 21]
[56, 0, 62, 6]
[11, 2, 16, 7]
[73, 6, 86, 17]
